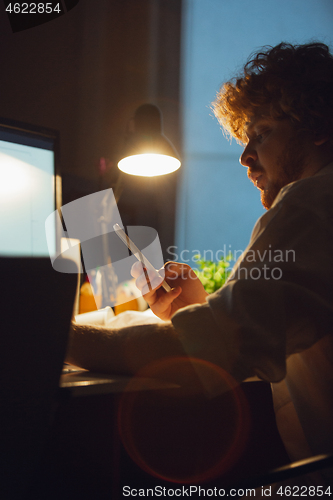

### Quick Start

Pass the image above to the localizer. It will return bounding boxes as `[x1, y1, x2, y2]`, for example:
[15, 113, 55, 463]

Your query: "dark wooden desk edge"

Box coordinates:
[59, 368, 260, 397]
[59, 369, 180, 397]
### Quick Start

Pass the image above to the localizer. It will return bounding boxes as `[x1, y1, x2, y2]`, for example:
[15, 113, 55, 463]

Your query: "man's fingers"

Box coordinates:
[135, 267, 162, 291]
[140, 276, 164, 296]
[150, 286, 182, 313]
[164, 262, 194, 283]
[132, 261, 165, 283]
[131, 261, 145, 278]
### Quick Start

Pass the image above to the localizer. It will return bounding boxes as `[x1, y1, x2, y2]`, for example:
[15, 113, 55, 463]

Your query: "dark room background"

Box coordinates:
[0, 0, 182, 255]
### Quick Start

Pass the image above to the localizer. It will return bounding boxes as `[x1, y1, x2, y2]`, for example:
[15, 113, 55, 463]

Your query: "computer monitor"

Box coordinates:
[0, 117, 61, 257]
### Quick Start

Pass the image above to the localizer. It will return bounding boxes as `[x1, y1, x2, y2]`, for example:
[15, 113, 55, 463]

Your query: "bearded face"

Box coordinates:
[240, 115, 310, 209]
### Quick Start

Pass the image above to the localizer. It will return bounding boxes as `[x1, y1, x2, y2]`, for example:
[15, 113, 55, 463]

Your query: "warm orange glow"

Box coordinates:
[118, 153, 181, 176]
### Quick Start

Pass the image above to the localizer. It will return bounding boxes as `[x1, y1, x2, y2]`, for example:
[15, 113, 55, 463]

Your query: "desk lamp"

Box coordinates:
[117, 104, 181, 176]
[96, 105, 181, 309]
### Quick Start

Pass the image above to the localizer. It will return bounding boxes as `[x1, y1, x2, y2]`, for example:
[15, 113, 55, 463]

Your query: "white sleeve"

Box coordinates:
[173, 184, 333, 384]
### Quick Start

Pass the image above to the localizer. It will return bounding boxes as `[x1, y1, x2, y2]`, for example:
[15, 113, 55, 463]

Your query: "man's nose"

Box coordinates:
[240, 142, 258, 167]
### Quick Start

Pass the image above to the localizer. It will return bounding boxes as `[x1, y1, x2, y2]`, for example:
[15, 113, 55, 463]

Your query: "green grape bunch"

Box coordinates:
[193, 253, 233, 294]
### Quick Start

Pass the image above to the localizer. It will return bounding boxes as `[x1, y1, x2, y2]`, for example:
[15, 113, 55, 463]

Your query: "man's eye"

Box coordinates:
[256, 129, 268, 142]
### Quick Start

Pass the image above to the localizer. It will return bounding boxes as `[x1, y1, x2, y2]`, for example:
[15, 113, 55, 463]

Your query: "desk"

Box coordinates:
[60, 368, 180, 397]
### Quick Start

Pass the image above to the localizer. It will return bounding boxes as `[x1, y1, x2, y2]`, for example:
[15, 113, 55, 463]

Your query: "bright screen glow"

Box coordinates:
[0, 140, 55, 256]
[118, 153, 181, 177]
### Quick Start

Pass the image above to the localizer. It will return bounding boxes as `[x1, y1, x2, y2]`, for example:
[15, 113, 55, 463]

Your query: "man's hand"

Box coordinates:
[131, 261, 209, 321]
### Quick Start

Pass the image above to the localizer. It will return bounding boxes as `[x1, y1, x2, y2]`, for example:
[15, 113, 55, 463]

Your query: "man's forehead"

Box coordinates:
[245, 112, 272, 130]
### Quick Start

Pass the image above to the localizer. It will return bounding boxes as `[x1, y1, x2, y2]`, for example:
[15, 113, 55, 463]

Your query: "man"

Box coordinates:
[66, 42, 333, 487]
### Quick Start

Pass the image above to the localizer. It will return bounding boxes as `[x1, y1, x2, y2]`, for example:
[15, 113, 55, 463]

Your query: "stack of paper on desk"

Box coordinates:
[74, 307, 164, 327]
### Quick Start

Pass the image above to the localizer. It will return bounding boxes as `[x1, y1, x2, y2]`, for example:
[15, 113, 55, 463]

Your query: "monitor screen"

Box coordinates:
[0, 118, 61, 257]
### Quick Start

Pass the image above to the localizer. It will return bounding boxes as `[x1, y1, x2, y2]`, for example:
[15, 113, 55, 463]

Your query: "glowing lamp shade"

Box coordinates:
[117, 104, 181, 177]
[118, 153, 180, 177]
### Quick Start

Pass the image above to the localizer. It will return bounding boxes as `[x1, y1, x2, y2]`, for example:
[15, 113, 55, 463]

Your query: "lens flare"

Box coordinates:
[118, 357, 250, 484]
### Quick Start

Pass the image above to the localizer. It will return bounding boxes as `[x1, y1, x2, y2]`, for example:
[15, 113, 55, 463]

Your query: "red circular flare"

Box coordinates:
[117, 356, 250, 484]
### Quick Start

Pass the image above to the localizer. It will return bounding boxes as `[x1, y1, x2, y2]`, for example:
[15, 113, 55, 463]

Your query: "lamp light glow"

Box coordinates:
[118, 153, 180, 177]
[117, 104, 181, 177]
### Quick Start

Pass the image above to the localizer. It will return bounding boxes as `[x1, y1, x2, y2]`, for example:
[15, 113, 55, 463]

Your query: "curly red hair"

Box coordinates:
[212, 42, 333, 144]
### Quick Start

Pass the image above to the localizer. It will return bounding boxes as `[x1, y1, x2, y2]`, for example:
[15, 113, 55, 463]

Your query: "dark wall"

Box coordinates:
[0, 0, 182, 255]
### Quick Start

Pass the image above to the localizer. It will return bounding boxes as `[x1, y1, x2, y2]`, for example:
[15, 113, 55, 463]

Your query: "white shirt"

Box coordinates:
[172, 163, 333, 482]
